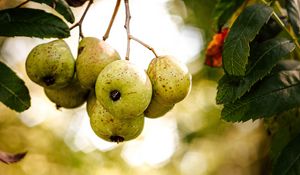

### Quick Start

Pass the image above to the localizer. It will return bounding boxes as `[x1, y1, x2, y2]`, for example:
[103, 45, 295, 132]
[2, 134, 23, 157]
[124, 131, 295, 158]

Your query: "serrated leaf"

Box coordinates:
[217, 38, 295, 104]
[216, 75, 240, 104]
[222, 65, 300, 122]
[264, 109, 300, 165]
[30, 0, 75, 23]
[0, 62, 30, 112]
[213, 0, 245, 30]
[286, 0, 300, 37]
[0, 8, 70, 38]
[222, 4, 273, 76]
[273, 132, 300, 175]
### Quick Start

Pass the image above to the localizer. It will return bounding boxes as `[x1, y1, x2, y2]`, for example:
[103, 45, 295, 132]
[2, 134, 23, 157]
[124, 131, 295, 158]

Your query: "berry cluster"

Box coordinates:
[25, 37, 191, 142]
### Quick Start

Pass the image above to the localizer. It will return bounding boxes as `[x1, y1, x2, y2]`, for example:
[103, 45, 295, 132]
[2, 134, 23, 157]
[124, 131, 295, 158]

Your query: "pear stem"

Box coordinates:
[130, 35, 158, 58]
[70, 0, 94, 38]
[124, 0, 131, 60]
[124, 0, 158, 60]
[103, 0, 121, 41]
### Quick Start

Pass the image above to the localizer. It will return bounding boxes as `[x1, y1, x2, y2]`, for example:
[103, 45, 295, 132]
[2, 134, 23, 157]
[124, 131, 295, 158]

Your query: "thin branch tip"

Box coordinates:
[102, 0, 121, 41]
[70, 0, 93, 38]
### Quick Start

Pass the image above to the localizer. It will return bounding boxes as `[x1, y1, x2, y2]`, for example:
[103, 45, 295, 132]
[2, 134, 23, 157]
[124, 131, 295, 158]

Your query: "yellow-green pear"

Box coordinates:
[76, 37, 120, 89]
[144, 97, 174, 118]
[87, 91, 144, 142]
[95, 60, 152, 118]
[44, 77, 89, 109]
[86, 91, 97, 117]
[26, 39, 75, 89]
[147, 55, 191, 104]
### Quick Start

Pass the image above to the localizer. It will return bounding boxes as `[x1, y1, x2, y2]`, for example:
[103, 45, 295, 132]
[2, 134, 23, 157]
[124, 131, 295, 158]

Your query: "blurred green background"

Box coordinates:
[0, 0, 270, 174]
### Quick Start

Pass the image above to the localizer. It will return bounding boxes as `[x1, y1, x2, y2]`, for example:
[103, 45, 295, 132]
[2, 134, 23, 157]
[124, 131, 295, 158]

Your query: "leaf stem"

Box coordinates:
[273, 1, 284, 16]
[103, 0, 121, 41]
[70, 0, 93, 38]
[271, 12, 300, 51]
[123, 0, 158, 60]
[260, 0, 300, 51]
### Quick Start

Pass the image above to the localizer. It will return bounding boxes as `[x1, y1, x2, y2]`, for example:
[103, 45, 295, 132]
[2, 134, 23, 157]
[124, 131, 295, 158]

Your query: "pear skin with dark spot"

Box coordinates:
[26, 40, 75, 89]
[147, 55, 191, 104]
[95, 60, 152, 119]
[44, 77, 89, 109]
[87, 91, 144, 142]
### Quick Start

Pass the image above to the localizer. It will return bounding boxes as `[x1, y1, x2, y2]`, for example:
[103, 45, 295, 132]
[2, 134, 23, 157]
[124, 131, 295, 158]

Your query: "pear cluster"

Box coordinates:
[25, 37, 191, 143]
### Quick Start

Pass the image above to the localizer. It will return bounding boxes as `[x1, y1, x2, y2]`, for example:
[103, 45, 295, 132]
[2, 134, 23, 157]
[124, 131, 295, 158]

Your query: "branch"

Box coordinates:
[70, 0, 94, 38]
[103, 0, 121, 41]
[123, 0, 158, 60]
[124, 0, 131, 60]
[130, 35, 158, 58]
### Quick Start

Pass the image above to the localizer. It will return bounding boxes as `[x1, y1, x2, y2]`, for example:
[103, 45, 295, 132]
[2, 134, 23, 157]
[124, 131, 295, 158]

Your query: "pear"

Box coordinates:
[76, 37, 121, 89]
[147, 55, 191, 104]
[87, 91, 144, 142]
[144, 97, 174, 118]
[26, 39, 75, 89]
[44, 77, 89, 109]
[86, 91, 97, 117]
[95, 60, 152, 118]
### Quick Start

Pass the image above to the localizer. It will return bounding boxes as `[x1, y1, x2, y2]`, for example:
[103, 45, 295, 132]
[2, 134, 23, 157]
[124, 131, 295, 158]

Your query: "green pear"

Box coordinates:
[95, 60, 152, 118]
[76, 37, 121, 89]
[144, 97, 174, 118]
[44, 77, 89, 109]
[86, 91, 97, 117]
[147, 55, 191, 104]
[87, 91, 144, 142]
[26, 39, 75, 89]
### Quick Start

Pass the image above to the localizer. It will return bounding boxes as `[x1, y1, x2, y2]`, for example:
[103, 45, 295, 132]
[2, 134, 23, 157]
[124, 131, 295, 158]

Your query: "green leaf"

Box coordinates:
[222, 4, 273, 76]
[273, 132, 300, 175]
[30, 0, 75, 23]
[0, 62, 30, 112]
[217, 38, 295, 104]
[255, 18, 285, 43]
[264, 109, 300, 165]
[286, 0, 300, 37]
[271, 59, 300, 73]
[212, 0, 245, 30]
[222, 61, 300, 122]
[0, 8, 70, 38]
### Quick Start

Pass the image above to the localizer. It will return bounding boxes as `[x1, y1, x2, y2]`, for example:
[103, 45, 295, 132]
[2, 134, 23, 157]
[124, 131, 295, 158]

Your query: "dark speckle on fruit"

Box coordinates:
[110, 135, 124, 143]
[110, 90, 121, 101]
[56, 104, 62, 110]
[43, 76, 55, 86]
